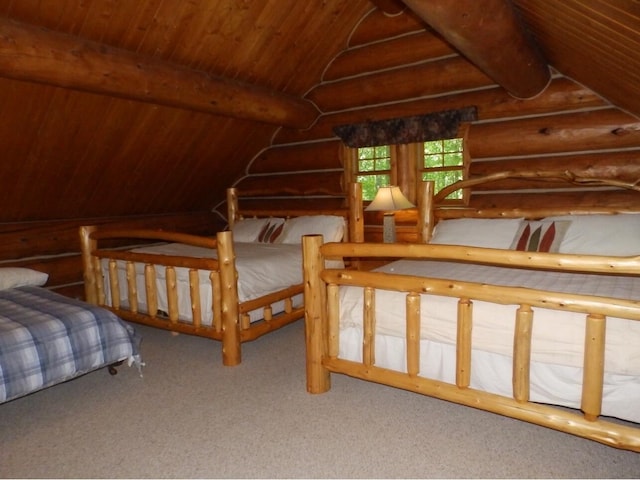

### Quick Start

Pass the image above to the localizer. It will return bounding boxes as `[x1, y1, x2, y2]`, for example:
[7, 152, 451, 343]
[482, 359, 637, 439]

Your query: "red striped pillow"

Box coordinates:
[256, 218, 285, 243]
[511, 221, 571, 253]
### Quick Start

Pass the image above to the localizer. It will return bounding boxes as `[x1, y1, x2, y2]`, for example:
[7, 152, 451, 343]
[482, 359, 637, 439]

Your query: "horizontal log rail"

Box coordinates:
[89, 228, 218, 249]
[92, 249, 219, 271]
[239, 284, 304, 314]
[321, 267, 640, 321]
[321, 242, 640, 276]
[239, 307, 305, 342]
[321, 357, 640, 452]
[234, 208, 349, 218]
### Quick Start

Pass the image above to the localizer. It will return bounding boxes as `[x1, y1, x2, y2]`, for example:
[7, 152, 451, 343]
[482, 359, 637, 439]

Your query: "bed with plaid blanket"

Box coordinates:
[0, 286, 142, 403]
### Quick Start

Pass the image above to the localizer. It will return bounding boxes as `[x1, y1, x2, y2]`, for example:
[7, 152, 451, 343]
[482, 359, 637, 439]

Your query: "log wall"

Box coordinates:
[1, 212, 222, 298]
[230, 9, 640, 242]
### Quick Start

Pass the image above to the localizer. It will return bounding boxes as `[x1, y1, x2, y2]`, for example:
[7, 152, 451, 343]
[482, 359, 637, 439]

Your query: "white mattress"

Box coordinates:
[103, 242, 307, 325]
[338, 259, 640, 422]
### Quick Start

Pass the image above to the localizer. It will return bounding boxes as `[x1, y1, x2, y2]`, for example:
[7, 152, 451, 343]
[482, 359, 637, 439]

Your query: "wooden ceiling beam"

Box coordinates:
[0, 17, 318, 128]
[400, 0, 551, 99]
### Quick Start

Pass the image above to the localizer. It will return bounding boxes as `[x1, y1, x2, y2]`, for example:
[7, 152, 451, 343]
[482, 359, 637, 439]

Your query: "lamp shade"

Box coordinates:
[365, 186, 415, 212]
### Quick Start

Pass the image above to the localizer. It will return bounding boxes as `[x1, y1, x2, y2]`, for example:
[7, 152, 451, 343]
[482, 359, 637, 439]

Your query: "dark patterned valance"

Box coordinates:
[333, 107, 477, 148]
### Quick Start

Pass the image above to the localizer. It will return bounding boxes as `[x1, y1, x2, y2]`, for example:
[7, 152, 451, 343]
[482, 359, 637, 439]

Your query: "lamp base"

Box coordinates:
[382, 213, 396, 243]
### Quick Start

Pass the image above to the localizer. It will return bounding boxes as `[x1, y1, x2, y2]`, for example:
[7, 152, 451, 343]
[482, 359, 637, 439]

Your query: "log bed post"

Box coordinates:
[226, 187, 239, 229]
[348, 182, 364, 243]
[582, 314, 606, 421]
[303, 234, 331, 393]
[417, 180, 435, 243]
[79, 225, 98, 304]
[216, 230, 241, 366]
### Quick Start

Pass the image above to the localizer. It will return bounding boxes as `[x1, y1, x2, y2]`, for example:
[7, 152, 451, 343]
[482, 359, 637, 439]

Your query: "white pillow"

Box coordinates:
[0, 267, 49, 290]
[278, 215, 346, 244]
[232, 218, 271, 243]
[430, 218, 524, 249]
[546, 214, 640, 256]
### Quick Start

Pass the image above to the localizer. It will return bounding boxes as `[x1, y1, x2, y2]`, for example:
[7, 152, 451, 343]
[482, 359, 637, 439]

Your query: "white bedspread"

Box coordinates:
[339, 259, 640, 376]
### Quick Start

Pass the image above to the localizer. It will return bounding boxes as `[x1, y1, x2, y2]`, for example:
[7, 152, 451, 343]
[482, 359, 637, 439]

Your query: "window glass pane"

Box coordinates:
[424, 142, 443, 155]
[359, 147, 373, 159]
[359, 159, 374, 172]
[357, 145, 392, 200]
[443, 152, 463, 167]
[422, 171, 463, 199]
[443, 138, 463, 152]
[376, 158, 391, 170]
[424, 154, 443, 168]
[420, 137, 464, 200]
[374, 145, 390, 157]
[357, 174, 389, 201]
[357, 146, 391, 173]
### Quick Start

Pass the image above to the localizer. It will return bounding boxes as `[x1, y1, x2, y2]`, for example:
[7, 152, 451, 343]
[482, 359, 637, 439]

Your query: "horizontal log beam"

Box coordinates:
[234, 171, 343, 197]
[468, 109, 640, 158]
[250, 140, 343, 174]
[324, 30, 454, 81]
[309, 56, 493, 112]
[277, 78, 605, 144]
[0, 17, 318, 128]
[400, 0, 551, 99]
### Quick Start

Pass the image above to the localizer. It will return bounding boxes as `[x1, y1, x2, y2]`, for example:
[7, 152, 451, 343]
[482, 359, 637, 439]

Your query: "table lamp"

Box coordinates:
[365, 186, 415, 242]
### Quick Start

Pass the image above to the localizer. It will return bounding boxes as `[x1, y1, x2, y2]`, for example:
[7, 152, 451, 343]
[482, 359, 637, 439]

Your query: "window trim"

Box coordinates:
[346, 123, 471, 206]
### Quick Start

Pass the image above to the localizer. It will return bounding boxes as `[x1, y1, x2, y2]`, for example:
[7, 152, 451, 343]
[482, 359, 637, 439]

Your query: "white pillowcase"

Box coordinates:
[0, 267, 49, 290]
[232, 218, 271, 243]
[430, 218, 524, 249]
[546, 214, 640, 256]
[278, 215, 346, 244]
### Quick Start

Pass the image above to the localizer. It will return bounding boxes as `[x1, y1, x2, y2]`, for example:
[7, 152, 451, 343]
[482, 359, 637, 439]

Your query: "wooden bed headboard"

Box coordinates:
[226, 183, 364, 243]
[417, 170, 640, 243]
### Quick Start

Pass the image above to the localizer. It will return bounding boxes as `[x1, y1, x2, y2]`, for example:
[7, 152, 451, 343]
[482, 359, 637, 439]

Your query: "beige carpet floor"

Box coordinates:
[1, 320, 639, 478]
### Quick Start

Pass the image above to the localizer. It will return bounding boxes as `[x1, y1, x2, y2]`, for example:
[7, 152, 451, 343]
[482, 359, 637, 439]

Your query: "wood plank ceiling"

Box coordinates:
[0, 0, 638, 222]
[0, 0, 372, 221]
[513, 0, 640, 118]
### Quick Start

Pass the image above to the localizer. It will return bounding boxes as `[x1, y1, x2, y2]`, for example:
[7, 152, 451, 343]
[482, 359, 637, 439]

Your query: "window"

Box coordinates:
[335, 108, 476, 205]
[353, 137, 466, 204]
[356, 146, 391, 201]
[420, 138, 464, 200]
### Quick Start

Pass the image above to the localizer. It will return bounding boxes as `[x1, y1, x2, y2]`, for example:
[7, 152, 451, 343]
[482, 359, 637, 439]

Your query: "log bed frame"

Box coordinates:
[79, 185, 363, 366]
[302, 172, 640, 452]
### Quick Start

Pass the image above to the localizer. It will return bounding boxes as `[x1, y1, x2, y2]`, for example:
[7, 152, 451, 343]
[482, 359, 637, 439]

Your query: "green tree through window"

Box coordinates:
[357, 146, 391, 201]
[421, 138, 464, 200]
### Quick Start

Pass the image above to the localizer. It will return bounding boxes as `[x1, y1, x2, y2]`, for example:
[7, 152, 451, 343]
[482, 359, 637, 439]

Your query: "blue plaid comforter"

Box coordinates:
[0, 286, 142, 403]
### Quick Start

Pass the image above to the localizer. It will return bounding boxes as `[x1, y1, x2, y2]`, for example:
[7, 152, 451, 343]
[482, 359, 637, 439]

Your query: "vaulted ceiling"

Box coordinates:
[0, 0, 638, 222]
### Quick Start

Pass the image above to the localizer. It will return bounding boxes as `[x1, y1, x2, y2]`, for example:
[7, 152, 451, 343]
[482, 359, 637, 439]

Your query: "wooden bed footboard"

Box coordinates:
[78, 184, 361, 367]
[302, 236, 640, 452]
[79, 226, 303, 366]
